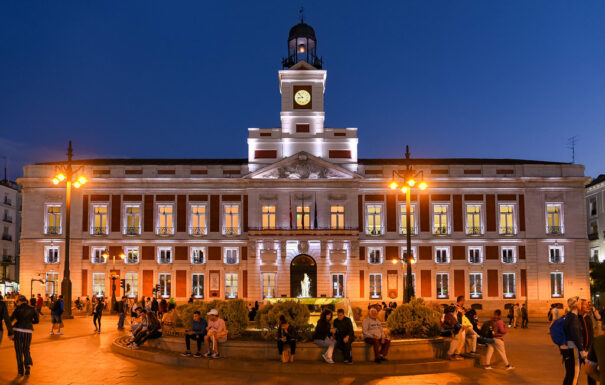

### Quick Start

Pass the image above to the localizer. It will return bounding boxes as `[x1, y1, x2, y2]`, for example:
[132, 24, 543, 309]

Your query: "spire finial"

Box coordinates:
[299, 6, 304, 23]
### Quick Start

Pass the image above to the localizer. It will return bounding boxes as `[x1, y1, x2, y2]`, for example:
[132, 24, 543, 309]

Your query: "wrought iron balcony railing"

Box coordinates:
[550, 256, 564, 264]
[3, 198, 11, 206]
[1, 256, 14, 264]
[223, 227, 240, 236]
[466, 226, 482, 235]
[45, 226, 61, 235]
[45, 256, 59, 264]
[433, 226, 449, 235]
[191, 257, 205, 264]
[190, 226, 207, 236]
[2, 215, 12, 223]
[499, 226, 515, 235]
[399, 226, 417, 235]
[589, 232, 599, 241]
[547, 226, 562, 235]
[157, 258, 172, 264]
[91, 227, 108, 236]
[366, 226, 384, 236]
[157, 227, 174, 236]
[124, 226, 140, 235]
[1, 234, 12, 241]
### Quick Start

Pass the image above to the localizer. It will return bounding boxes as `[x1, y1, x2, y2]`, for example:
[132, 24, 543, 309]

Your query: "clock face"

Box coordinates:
[294, 90, 311, 106]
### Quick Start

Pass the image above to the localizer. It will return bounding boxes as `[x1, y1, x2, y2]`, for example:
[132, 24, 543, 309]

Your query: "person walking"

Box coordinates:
[521, 304, 529, 328]
[333, 309, 355, 364]
[363, 307, 391, 363]
[93, 297, 104, 333]
[116, 296, 126, 330]
[0, 294, 13, 344]
[182, 311, 208, 357]
[313, 309, 336, 364]
[50, 295, 64, 335]
[561, 296, 587, 385]
[484, 309, 514, 370]
[276, 315, 297, 363]
[35, 294, 44, 316]
[10, 295, 39, 376]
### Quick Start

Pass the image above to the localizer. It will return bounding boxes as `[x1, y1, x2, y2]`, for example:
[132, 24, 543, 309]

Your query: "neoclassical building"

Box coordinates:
[18, 21, 590, 314]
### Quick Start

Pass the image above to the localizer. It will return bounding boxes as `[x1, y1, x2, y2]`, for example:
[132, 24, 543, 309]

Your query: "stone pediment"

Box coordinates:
[247, 152, 360, 180]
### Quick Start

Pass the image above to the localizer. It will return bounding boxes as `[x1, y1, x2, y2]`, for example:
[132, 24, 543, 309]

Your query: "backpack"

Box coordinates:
[548, 308, 553, 322]
[549, 315, 568, 346]
[480, 320, 494, 339]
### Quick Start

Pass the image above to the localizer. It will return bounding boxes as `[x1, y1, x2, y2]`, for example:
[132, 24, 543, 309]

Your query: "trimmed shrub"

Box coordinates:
[177, 299, 249, 339]
[386, 298, 441, 338]
[255, 300, 312, 341]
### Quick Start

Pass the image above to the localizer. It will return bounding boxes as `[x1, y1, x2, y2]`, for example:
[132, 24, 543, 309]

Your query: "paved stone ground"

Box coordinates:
[0, 314, 588, 384]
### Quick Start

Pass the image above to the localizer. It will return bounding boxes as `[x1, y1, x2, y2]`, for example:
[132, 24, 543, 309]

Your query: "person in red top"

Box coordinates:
[35, 294, 44, 316]
[484, 309, 514, 370]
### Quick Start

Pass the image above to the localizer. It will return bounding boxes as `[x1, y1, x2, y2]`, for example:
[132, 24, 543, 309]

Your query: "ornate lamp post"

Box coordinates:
[102, 249, 125, 312]
[51, 141, 87, 318]
[388, 145, 427, 303]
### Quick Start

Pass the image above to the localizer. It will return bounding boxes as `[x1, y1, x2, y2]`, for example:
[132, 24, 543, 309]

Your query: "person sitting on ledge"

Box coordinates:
[277, 315, 297, 363]
[182, 311, 207, 358]
[333, 309, 355, 364]
[129, 310, 162, 349]
[313, 309, 336, 364]
[204, 309, 228, 358]
[362, 308, 390, 363]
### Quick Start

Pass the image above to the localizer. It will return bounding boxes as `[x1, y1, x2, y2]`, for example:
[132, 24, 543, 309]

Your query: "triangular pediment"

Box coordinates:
[247, 152, 361, 180]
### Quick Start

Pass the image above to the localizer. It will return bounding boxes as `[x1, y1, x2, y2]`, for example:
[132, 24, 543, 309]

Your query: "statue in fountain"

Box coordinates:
[300, 274, 311, 298]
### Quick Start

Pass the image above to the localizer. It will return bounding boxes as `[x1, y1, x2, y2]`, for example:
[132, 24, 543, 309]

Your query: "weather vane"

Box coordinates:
[299, 6, 304, 23]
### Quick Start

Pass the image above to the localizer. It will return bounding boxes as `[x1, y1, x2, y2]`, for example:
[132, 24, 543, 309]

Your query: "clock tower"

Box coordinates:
[247, 19, 358, 172]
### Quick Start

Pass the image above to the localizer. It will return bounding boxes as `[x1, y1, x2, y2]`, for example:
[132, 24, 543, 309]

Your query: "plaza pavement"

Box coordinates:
[0, 313, 589, 384]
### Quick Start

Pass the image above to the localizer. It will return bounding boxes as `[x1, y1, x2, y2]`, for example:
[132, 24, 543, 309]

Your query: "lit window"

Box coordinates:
[401, 247, 417, 262]
[159, 273, 171, 298]
[157, 247, 172, 264]
[192, 274, 204, 298]
[550, 272, 564, 298]
[157, 205, 174, 235]
[93, 273, 105, 297]
[44, 246, 60, 264]
[435, 247, 450, 264]
[469, 273, 482, 299]
[223, 204, 240, 235]
[124, 204, 141, 235]
[191, 247, 205, 264]
[45, 205, 62, 235]
[124, 273, 138, 297]
[503, 273, 516, 298]
[549, 246, 564, 264]
[263, 273, 276, 298]
[124, 247, 139, 264]
[332, 274, 345, 298]
[400, 204, 416, 235]
[546, 203, 563, 234]
[366, 204, 383, 235]
[330, 205, 345, 229]
[92, 205, 108, 235]
[262, 205, 276, 229]
[433, 204, 449, 234]
[501, 247, 516, 264]
[369, 273, 382, 299]
[368, 247, 382, 264]
[296, 205, 310, 229]
[436, 273, 449, 299]
[499, 205, 515, 235]
[224, 248, 239, 265]
[91, 247, 106, 264]
[466, 205, 482, 235]
[468, 247, 482, 264]
[190, 205, 207, 235]
[45, 272, 59, 295]
[225, 273, 238, 299]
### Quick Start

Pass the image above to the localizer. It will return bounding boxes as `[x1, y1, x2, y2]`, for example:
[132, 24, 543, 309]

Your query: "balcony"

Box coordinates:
[223, 227, 240, 236]
[1, 256, 14, 264]
[248, 227, 359, 237]
[589, 233, 599, 241]
[91, 227, 108, 236]
[45, 257, 60, 264]
[190, 226, 207, 236]
[157, 257, 172, 264]
[433, 226, 450, 235]
[1, 234, 12, 241]
[157, 227, 174, 236]
[124, 256, 139, 264]
[124, 226, 140, 236]
[366, 226, 384, 236]
[45, 226, 61, 235]
[191, 256, 205, 265]
[3, 198, 11, 206]
[547, 226, 563, 235]
[259, 249, 278, 265]
[2, 215, 12, 223]
[550, 257, 564, 264]
[499, 227, 515, 236]
[466, 226, 482, 236]
[399, 226, 418, 235]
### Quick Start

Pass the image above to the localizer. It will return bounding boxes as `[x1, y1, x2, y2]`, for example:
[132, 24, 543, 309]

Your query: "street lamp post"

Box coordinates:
[102, 249, 125, 313]
[51, 141, 87, 318]
[389, 145, 428, 303]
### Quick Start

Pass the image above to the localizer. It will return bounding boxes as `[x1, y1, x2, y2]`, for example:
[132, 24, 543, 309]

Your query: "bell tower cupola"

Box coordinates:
[282, 10, 323, 69]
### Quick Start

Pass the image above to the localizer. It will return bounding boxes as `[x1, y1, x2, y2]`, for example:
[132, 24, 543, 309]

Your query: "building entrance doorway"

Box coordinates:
[290, 254, 317, 298]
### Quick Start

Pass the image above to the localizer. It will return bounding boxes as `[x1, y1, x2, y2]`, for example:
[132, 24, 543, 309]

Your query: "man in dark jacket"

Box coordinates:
[521, 304, 529, 328]
[580, 299, 596, 385]
[333, 309, 355, 364]
[0, 296, 14, 344]
[11, 295, 39, 376]
[116, 296, 126, 330]
[181, 311, 208, 357]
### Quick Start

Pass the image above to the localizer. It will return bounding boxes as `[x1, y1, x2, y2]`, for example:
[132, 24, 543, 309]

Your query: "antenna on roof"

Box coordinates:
[567, 136, 578, 164]
[299, 5, 304, 23]
[2, 156, 6, 182]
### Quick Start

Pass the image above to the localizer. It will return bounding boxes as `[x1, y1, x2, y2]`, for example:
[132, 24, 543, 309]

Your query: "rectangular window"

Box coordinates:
[92, 205, 108, 235]
[45, 205, 62, 234]
[368, 247, 382, 264]
[125, 273, 138, 297]
[296, 205, 310, 229]
[501, 247, 516, 264]
[124, 205, 141, 235]
[436, 273, 449, 299]
[191, 247, 205, 264]
[468, 247, 482, 264]
[124, 247, 139, 264]
[332, 274, 345, 298]
[401, 247, 417, 262]
[157, 247, 172, 264]
[91, 247, 106, 264]
[159, 273, 171, 298]
[551, 272, 564, 298]
[466, 205, 482, 235]
[263, 273, 276, 298]
[157, 205, 174, 235]
[503, 273, 516, 298]
[330, 205, 345, 229]
[469, 273, 482, 299]
[369, 273, 382, 299]
[223, 204, 240, 235]
[546, 203, 563, 234]
[433, 204, 450, 234]
[225, 273, 238, 299]
[589, 198, 597, 217]
[549, 246, 564, 264]
[592, 247, 600, 263]
[190, 205, 207, 235]
[499, 205, 515, 235]
[44, 246, 60, 264]
[192, 274, 204, 298]
[224, 248, 239, 265]
[262, 205, 276, 229]
[45, 272, 59, 295]
[366, 204, 383, 235]
[400, 204, 416, 235]
[435, 247, 450, 264]
[93, 273, 105, 297]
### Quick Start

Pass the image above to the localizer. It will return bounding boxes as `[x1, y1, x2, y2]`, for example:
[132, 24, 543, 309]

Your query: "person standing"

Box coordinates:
[93, 297, 104, 333]
[313, 309, 336, 364]
[36, 294, 44, 316]
[521, 304, 529, 329]
[159, 298, 167, 321]
[363, 307, 390, 363]
[151, 297, 159, 316]
[333, 309, 355, 364]
[116, 296, 126, 330]
[507, 306, 514, 327]
[0, 295, 13, 344]
[580, 299, 596, 385]
[10, 295, 39, 376]
[50, 295, 64, 335]
[561, 296, 586, 385]
[484, 309, 514, 370]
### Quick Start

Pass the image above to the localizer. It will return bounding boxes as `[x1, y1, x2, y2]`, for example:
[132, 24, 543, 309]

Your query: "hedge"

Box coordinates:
[177, 299, 249, 339]
[386, 298, 442, 338]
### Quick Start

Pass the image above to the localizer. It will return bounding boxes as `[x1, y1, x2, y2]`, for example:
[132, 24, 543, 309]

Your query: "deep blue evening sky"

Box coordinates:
[1, 1, 603, 180]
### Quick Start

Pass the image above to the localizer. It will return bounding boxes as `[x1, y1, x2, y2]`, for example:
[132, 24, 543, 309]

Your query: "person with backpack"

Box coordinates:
[442, 306, 464, 360]
[483, 309, 514, 370]
[555, 296, 587, 385]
